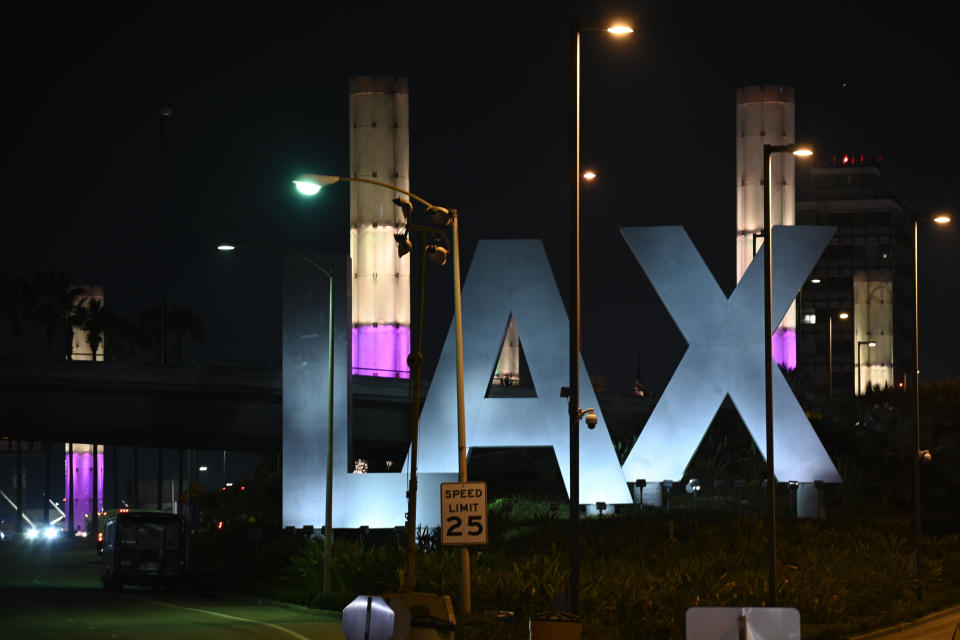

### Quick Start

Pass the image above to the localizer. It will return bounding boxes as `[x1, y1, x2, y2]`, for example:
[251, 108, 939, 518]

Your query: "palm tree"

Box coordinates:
[134, 305, 161, 361]
[34, 271, 85, 360]
[99, 306, 132, 361]
[0, 271, 38, 358]
[165, 304, 205, 363]
[70, 297, 107, 361]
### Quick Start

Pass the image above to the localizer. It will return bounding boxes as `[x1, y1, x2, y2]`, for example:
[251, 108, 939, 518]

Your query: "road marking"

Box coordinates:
[143, 599, 315, 640]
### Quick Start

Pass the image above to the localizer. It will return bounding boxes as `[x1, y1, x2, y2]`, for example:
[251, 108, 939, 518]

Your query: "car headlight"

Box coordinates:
[43, 526, 59, 540]
[26, 528, 40, 540]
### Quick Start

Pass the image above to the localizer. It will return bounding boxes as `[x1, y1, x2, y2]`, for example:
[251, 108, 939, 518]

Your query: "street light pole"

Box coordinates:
[404, 233, 429, 591]
[762, 142, 812, 606]
[218, 242, 334, 593]
[828, 312, 849, 398]
[292, 174, 465, 607]
[912, 215, 920, 586]
[828, 315, 833, 398]
[911, 211, 951, 589]
[284, 253, 334, 595]
[567, 18, 633, 615]
[857, 340, 877, 396]
[568, 17, 582, 616]
[450, 209, 470, 614]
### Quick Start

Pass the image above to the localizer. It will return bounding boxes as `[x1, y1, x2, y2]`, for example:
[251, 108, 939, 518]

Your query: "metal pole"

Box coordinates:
[113, 446, 119, 509]
[912, 218, 922, 588]
[156, 448, 162, 510]
[324, 266, 335, 595]
[132, 446, 139, 508]
[452, 211, 471, 614]
[568, 17, 582, 616]
[406, 237, 429, 591]
[160, 107, 172, 366]
[178, 448, 184, 514]
[828, 315, 833, 398]
[762, 145, 777, 607]
[857, 343, 863, 396]
[285, 252, 336, 595]
[44, 441, 51, 525]
[16, 440, 23, 537]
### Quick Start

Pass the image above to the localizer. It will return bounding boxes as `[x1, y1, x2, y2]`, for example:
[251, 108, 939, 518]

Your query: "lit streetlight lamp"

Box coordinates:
[912, 210, 951, 589]
[762, 142, 813, 606]
[567, 17, 632, 615]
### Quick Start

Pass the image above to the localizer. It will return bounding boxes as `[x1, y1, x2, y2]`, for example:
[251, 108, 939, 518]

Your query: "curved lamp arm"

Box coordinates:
[294, 174, 435, 209]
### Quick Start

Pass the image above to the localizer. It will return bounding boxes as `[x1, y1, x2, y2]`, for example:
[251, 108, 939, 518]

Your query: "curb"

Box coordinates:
[849, 603, 960, 639]
[183, 586, 343, 619]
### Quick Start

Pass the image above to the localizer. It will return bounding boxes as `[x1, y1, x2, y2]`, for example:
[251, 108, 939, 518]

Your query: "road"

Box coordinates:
[0, 538, 346, 640]
[851, 605, 960, 640]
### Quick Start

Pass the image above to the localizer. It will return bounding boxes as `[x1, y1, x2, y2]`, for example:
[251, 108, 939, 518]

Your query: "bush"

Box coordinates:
[200, 505, 960, 639]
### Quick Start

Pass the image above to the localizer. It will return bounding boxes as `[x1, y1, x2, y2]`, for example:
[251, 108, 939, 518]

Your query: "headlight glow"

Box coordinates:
[43, 526, 59, 540]
[26, 528, 39, 540]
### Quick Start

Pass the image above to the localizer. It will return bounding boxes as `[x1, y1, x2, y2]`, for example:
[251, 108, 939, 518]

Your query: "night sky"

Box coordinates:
[3, 1, 958, 393]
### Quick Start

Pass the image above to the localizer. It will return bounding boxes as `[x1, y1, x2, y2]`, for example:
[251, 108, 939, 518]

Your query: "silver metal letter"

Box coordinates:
[414, 239, 632, 523]
[620, 226, 841, 483]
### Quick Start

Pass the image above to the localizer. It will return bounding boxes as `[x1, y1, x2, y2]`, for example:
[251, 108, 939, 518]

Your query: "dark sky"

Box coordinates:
[2, 1, 958, 392]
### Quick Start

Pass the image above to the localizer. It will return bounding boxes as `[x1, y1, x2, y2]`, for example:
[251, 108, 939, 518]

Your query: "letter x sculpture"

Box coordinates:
[620, 226, 841, 484]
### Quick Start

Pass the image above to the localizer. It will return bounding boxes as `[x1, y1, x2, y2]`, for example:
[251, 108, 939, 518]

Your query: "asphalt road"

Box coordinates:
[0, 538, 346, 640]
[851, 605, 960, 640]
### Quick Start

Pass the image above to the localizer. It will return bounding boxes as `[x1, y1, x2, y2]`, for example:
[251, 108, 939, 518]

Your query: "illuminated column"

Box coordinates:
[349, 76, 411, 378]
[64, 444, 103, 532]
[853, 270, 894, 394]
[736, 86, 798, 368]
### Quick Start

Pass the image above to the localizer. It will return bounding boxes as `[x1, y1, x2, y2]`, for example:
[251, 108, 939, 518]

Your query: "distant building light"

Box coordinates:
[803, 314, 817, 325]
[810, 278, 821, 284]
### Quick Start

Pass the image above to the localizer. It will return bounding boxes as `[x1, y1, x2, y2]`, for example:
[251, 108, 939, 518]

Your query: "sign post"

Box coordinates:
[441, 481, 488, 546]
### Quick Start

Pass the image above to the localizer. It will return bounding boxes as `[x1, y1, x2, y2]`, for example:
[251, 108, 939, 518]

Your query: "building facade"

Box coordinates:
[796, 156, 914, 396]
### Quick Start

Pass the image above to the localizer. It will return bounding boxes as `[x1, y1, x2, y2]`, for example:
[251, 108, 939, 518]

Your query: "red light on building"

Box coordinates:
[842, 154, 850, 165]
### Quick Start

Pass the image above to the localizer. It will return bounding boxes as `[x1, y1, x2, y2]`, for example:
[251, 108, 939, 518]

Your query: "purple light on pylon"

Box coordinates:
[352, 326, 410, 378]
[772, 328, 797, 370]
[64, 451, 103, 533]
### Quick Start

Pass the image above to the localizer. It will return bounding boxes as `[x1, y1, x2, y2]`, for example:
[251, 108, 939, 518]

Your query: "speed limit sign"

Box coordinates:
[440, 481, 488, 545]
